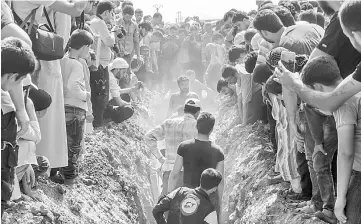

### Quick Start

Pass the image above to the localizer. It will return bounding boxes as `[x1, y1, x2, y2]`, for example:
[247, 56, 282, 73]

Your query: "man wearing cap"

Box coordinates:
[145, 98, 202, 197]
[103, 57, 139, 124]
[167, 76, 199, 118]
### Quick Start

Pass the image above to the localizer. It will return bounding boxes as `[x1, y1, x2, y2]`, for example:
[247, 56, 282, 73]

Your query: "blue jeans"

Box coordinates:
[345, 170, 361, 224]
[304, 106, 337, 211]
[63, 106, 86, 180]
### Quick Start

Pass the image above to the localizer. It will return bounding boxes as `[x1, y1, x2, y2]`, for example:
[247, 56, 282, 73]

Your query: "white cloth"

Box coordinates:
[17, 121, 40, 167]
[12, 0, 55, 23]
[35, 9, 68, 168]
[1, 90, 15, 114]
[270, 94, 299, 181]
[54, 11, 72, 49]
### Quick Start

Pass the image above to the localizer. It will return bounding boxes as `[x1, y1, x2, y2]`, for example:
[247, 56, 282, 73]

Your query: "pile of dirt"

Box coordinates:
[215, 98, 327, 224]
[2, 90, 159, 224]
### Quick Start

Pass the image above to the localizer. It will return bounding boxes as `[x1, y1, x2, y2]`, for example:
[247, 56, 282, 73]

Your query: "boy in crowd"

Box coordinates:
[222, 65, 243, 117]
[185, 70, 213, 100]
[300, 56, 360, 224]
[117, 5, 141, 71]
[135, 8, 143, 24]
[201, 22, 214, 67]
[13, 82, 51, 201]
[89, 0, 117, 128]
[146, 99, 202, 196]
[161, 25, 182, 90]
[152, 12, 163, 28]
[1, 37, 36, 216]
[153, 168, 222, 224]
[60, 30, 93, 185]
[217, 78, 235, 97]
[300, 57, 338, 223]
[168, 112, 224, 216]
[167, 76, 199, 118]
[204, 32, 225, 92]
[224, 46, 265, 125]
[253, 63, 277, 151]
[298, 10, 317, 24]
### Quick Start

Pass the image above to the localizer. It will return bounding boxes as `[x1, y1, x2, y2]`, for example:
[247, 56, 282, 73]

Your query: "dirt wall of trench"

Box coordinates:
[214, 96, 328, 224]
[2, 90, 160, 224]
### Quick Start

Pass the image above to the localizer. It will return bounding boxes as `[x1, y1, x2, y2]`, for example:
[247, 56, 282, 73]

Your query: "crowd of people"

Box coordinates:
[1, 0, 361, 224]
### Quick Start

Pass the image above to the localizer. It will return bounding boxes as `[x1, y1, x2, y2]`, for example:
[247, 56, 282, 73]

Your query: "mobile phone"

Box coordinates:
[280, 51, 296, 72]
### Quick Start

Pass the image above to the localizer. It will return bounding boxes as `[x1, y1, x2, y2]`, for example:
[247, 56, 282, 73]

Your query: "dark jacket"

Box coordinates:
[153, 187, 218, 224]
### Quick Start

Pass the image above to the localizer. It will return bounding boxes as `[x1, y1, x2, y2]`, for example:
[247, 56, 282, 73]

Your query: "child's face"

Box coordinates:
[36, 109, 47, 118]
[135, 13, 143, 22]
[80, 45, 91, 59]
[123, 13, 133, 22]
[104, 10, 114, 23]
[186, 72, 196, 82]
[220, 86, 231, 95]
[225, 76, 237, 85]
[1, 73, 26, 91]
[170, 28, 178, 36]
[205, 24, 212, 33]
[215, 38, 224, 45]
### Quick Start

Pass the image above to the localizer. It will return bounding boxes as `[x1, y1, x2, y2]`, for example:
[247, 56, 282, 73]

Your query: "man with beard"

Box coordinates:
[167, 76, 199, 118]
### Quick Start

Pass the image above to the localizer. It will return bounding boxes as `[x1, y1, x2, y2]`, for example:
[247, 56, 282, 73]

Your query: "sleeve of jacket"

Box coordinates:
[19, 121, 41, 144]
[153, 188, 180, 224]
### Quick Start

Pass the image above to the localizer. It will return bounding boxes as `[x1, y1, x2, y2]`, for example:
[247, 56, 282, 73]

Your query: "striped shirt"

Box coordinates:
[145, 114, 198, 172]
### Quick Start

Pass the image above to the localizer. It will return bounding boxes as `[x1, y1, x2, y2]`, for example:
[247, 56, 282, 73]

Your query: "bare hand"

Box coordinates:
[137, 57, 141, 67]
[86, 114, 94, 123]
[273, 61, 303, 92]
[312, 144, 327, 158]
[158, 156, 166, 166]
[25, 166, 36, 188]
[335, 197, 347, 223]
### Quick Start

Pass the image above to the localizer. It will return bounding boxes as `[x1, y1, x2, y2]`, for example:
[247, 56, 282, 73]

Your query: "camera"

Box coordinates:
[116, 26, 127, 39]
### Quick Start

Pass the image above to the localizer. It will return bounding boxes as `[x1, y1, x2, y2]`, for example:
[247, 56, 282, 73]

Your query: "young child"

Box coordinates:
[204, 32, 225, 91]
[299, 56, 361, 223]
[217, 78, 234, 97]
[1, 37, 36, 216]
[13, 82, 51, 201]
[60, 30, 93, 185]
[153, 168, 222, 224]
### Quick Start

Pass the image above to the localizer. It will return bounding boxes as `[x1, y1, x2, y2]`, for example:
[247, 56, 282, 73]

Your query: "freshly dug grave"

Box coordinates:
[2, 90, 160, 224]
[215, 97, 327, 224]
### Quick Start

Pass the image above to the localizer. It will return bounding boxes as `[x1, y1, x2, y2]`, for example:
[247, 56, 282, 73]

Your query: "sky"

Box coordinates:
[131, 0, 279, 23]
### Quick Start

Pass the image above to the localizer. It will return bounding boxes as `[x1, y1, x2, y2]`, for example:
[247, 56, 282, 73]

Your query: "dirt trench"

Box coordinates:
[2, 90, 161, 224]
[3, 89, 329, 224]
[215, 96, 328, 224]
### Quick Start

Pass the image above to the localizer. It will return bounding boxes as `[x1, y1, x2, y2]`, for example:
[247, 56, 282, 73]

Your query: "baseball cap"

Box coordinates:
[185, 98, 201, 108]
[109, 57, 129, 70]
